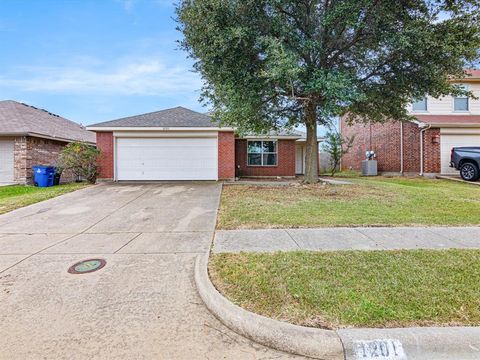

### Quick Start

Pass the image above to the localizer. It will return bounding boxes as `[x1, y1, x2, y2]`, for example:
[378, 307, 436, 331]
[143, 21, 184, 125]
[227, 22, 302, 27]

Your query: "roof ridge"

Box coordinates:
[99, 106, 210, 123]
[88, 106, 213, 128]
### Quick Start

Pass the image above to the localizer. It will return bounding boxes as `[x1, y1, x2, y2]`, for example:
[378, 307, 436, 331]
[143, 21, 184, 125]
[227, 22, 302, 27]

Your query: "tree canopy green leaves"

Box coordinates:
[177, 0, 480, 182]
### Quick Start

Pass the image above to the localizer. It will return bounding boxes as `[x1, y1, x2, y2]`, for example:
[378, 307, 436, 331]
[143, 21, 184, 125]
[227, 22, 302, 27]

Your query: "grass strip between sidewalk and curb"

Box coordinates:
[209, 249, 480, 329]
[0, 183, 90, 215]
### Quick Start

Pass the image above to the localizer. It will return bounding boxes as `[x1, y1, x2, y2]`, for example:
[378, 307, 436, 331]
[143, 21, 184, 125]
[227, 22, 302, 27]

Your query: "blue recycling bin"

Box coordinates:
[33, 166, 55, 187]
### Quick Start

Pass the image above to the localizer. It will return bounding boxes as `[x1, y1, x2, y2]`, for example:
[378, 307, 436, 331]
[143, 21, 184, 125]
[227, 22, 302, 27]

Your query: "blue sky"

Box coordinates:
[0, 0, 202, 125]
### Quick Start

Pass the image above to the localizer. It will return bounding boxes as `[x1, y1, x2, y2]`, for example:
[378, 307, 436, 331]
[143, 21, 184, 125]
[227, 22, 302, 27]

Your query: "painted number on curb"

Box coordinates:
[353, 339, 407, 360]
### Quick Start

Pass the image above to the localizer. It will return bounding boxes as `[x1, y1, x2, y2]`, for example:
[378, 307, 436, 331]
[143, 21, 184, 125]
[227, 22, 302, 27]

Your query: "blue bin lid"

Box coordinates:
[33, 165, 55, 169]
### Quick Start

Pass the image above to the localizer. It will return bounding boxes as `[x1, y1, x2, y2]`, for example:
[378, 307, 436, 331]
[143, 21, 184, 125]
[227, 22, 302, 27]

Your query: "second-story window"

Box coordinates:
[454, 84, 469, 111]
[412, 97, 427, 112]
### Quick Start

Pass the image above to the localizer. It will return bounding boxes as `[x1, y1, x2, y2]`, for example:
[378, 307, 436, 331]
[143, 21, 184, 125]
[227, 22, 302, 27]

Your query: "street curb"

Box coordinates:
[194, 253, 345, 360]
[195, 252, 480, 360]
[338, 327, 480, 360]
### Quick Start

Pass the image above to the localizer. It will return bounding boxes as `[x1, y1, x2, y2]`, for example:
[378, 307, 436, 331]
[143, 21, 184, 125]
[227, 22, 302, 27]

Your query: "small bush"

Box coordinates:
[322, 131, 354, 176]
[58, 142, 100, 184]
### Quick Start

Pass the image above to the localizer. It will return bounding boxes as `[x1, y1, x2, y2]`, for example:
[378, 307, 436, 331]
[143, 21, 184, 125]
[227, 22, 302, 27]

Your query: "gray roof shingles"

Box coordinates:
[89, 106, 218, 128]
[0, 100, 95, 143]
[89, 106, 304, 138]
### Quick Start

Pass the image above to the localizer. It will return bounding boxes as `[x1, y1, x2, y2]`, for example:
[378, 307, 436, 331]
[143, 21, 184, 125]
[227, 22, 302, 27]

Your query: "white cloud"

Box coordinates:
[0, 58, 202, 96]
[122, 0, 135, 12]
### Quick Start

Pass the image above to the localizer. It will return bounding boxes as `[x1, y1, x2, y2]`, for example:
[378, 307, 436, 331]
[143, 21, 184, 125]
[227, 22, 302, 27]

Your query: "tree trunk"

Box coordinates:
[304, 102, 319, 184]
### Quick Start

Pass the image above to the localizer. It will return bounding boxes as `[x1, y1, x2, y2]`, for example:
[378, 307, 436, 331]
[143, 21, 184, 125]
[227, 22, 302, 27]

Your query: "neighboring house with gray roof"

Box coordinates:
[0, 100, 95, 184]
[87, 106, 321, 181]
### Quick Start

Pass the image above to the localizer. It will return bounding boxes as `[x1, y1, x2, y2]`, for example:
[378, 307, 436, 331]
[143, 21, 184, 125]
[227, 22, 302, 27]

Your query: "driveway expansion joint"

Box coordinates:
[113, 233, 142, 254]
[0, 232, 79, 275]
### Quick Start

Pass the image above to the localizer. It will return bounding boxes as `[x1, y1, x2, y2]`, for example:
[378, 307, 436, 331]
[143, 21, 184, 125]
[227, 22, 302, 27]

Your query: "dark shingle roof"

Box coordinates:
[89, 106, 218, 128]
[0, 100, 95, 143]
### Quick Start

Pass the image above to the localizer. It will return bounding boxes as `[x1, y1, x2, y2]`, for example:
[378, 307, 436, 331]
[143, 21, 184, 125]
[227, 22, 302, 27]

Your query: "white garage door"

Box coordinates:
[116, 137, 218, 180]
[0, 139, 14, 183]
[441, 132, 480, 174]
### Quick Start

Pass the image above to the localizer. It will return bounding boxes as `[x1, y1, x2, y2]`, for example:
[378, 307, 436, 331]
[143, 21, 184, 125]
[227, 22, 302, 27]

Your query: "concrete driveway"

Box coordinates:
[0, 183, 300, 359]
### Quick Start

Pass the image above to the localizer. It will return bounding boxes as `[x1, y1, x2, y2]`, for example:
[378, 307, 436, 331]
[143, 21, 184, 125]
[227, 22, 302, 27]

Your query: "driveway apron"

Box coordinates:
[0, 183, 301, 359]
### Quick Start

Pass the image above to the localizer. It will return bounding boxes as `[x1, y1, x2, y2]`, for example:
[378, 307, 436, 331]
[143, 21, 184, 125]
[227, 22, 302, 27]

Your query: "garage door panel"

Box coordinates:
[441, 134, 480, 174]
[0, 139, 14, 183]
[116, 137, 218, 180]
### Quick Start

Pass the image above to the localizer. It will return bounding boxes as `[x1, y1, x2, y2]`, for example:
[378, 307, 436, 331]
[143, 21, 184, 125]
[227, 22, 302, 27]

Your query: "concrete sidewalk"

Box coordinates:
[213, 227, 480, 253]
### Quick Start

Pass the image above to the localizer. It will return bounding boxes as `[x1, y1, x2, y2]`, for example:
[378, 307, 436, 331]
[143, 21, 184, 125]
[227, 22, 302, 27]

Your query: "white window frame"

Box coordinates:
[247, 140, 278, 167]
[411, 97, 428, 112]
[453, 84, 469, 112]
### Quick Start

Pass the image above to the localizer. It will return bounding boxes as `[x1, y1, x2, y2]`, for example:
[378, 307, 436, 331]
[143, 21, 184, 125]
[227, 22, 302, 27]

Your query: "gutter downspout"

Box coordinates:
[339, 118, 342, 172]
[419, 123, 431, 176]
[400, 122, 404, 175]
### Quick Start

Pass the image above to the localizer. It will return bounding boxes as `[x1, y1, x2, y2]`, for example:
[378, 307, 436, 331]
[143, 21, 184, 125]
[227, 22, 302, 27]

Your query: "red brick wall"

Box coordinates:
[235, 139, 296, 177]
[341, 118, 442, 174]
[96, 132, 114, 180]
[341, 119, 402, 172]
[402, 122, 421, 173]
[27, 137, 77, 184]
[423, 128, 441, 173]
[13, 136, 27, 183]
[218, 131, 235, 180]
[13, 136, 77, 184]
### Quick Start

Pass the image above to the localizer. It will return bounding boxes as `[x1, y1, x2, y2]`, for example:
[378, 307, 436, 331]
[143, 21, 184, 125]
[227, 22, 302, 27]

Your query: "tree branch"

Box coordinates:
[326, 0, 381, 66]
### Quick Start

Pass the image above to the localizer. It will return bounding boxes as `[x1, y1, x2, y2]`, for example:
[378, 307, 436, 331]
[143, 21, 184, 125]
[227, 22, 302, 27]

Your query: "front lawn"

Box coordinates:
[218, 177, 480, 229]
[0, 183, 89, 215]
[210, 250, 480, 329]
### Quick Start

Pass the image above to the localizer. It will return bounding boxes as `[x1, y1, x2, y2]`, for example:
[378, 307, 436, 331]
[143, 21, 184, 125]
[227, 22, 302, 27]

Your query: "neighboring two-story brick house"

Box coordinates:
[341, 70, 480, 176]
[0, 100, 96, 184]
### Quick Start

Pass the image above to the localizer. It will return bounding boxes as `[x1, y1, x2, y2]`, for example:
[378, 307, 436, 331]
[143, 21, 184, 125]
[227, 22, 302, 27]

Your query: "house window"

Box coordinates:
[412, 97, 427, 112]
[454, 85, 469, 111]
[247, 140, 277, 166]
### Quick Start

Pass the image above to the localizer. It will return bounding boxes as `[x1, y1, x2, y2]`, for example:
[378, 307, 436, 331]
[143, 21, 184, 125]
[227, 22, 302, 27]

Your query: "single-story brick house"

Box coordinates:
[341, 70, 480, 176]
[87, 106, 315, 181]
[0, 100, 96, 184]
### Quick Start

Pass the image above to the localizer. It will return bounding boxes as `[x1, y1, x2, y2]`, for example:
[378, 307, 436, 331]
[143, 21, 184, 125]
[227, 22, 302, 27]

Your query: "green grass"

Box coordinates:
[210, 250, 480, 329]
[0, 183, 90, 215]
[218, 177, 480, 229]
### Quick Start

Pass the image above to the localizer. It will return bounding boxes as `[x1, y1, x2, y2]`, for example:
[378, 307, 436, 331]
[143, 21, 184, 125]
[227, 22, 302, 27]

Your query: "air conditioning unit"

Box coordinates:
[362, 160, 378, 176]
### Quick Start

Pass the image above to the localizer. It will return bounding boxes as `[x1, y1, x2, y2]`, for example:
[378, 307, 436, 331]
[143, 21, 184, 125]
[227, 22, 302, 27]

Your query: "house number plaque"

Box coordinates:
[353, 339, 407, 360]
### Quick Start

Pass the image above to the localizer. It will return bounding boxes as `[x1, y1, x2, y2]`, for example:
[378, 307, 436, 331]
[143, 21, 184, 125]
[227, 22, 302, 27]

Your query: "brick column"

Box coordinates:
[218, 131, 235, 180]
[96, 132, 114, 180]
[13, 136, 27, 184]
[423, 128, 441, 174]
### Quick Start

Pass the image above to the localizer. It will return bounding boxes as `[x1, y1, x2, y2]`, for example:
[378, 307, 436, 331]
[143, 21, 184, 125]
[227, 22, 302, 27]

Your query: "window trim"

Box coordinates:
[411, 97, 428, 112]
[453, 84, 470, 112]
[247, 140, 278, 167]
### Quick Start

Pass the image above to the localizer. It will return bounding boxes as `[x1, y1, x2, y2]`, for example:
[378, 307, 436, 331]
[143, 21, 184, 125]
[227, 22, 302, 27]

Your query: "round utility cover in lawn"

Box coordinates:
[68, 259, 106, 274]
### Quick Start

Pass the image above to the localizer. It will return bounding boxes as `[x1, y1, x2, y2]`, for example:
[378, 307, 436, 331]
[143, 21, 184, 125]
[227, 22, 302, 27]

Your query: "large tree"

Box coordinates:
[177, 0, 480, 183]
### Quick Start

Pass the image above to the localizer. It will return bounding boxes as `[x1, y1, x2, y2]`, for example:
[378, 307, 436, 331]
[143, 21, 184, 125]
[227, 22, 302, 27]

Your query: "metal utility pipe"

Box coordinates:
[419, 124, 431, 176]
[400, 122, 404, 175]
